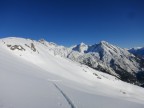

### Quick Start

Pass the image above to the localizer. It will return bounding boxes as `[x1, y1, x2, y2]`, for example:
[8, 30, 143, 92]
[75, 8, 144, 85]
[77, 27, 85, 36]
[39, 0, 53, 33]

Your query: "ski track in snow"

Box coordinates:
[46, 79, 62, 82]
[53, 83, 76, 108]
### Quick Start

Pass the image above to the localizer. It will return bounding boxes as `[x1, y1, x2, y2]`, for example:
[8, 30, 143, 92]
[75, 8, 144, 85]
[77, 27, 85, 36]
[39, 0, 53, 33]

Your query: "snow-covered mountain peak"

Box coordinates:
[85, 41, 118, 54]
[100, 40, 109, 45]
[99, 40, 115, 48]
[98, 40, 114, 49]
[95, 40, 128, 56]
[80, 42, 86, 45]
[38, 39, 58, 47]
[38, 38, 47, 43]
[72, 42, 88, 53]
[72, 41, 115, 53]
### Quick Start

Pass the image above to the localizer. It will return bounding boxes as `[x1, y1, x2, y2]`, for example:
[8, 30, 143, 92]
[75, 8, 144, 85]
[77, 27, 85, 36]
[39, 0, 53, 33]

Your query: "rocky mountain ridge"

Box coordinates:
[69, 41, 144, 85]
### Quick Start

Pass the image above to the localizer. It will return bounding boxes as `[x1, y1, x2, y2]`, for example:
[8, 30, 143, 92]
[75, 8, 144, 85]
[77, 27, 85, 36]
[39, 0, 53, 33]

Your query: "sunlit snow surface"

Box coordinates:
[0, 37, 144, 108]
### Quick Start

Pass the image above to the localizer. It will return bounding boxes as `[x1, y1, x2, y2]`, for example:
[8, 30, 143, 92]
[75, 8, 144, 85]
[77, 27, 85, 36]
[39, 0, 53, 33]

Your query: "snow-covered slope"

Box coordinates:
[0, 37, 144, 108]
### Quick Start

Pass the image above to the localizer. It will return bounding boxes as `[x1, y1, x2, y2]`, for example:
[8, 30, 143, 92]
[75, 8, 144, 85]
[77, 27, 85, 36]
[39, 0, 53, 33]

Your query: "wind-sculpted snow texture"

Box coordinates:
[0, 37, 144, 108]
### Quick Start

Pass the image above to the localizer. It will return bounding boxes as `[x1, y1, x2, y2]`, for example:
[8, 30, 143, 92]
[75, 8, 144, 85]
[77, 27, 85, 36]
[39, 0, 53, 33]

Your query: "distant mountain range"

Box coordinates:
[129, 47, 144, 59]
[1, 37, 144, 86]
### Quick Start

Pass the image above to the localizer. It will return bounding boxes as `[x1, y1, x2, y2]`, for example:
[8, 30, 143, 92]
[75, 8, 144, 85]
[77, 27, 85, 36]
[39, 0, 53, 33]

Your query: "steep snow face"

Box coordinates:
[129, 47, 144, 58]
[1, 37, 144, 108]
[68, 41, 142, 84]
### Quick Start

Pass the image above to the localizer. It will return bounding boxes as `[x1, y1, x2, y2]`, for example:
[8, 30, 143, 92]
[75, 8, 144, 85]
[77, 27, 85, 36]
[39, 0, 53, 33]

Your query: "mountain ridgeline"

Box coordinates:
[70, 41, 144, 85]
[1, 37, 144, 86]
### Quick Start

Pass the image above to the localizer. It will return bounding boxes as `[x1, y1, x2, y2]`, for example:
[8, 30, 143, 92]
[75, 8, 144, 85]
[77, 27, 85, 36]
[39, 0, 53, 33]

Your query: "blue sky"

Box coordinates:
[0, 0, 144, 48]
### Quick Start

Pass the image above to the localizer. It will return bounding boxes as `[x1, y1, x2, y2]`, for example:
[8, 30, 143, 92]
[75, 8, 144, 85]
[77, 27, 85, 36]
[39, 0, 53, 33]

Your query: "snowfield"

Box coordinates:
[0, 37, 144, 108]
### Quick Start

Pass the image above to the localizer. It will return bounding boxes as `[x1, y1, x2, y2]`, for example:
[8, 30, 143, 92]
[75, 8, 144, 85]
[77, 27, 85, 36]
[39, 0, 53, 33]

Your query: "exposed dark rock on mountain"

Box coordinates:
[69, 41, 144, 85]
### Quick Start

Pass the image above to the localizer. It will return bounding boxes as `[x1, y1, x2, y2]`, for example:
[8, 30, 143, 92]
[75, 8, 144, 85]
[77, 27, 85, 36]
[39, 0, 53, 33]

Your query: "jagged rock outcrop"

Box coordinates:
[7, 44, 25, 51]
